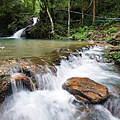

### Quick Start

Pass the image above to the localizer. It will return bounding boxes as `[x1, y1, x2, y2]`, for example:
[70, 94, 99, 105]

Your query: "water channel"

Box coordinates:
[0, 38, 120, 120]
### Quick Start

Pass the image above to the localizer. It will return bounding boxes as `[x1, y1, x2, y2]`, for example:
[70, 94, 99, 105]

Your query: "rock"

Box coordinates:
[62, 77, 110, 104]
[0, 73, 34, 103]
[68, 36, 73, 40]
[0, 57, 58, 103]
[11, 73, 33, 91]
[87, 40, 94, 45]
[0, 75, 11, 103]
[112, 31, 120, 40]
[103, 86, 120, 118]
[109, 46, 120, 52]
[25, 24, 33, 38]
[110, 31, 120, 45]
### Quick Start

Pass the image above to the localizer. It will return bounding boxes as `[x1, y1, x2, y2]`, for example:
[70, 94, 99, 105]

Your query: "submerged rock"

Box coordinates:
[62, 77, 110, 104]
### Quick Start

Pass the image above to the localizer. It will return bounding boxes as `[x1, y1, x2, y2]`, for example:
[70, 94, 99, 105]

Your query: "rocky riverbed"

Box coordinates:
[0, 42, 120, 118]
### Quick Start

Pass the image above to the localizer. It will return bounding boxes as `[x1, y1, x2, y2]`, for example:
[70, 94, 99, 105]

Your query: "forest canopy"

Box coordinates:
[0, 0, 120, 37]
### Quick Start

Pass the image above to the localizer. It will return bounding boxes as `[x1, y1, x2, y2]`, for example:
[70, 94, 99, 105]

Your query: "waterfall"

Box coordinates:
[10, 28, 26, 38]
[9, 17, 38, 38]
[33, 17, 38, 25]
[0, 46, 120, 120]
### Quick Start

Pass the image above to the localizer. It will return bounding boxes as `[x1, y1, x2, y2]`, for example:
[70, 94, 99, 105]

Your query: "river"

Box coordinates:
[0, 38, 120, 120]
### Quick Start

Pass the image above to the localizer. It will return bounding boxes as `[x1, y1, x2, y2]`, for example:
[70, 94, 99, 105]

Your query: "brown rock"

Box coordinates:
[112, 31, 120, 41]
[0, 73, 34, 104]
[11, 73, 33, 91]
[62, 77, 110, 104]
[109, 46, 120, 52]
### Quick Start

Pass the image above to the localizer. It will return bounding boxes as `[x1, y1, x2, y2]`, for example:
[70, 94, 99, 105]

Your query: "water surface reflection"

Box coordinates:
[0, 38, 81, 60]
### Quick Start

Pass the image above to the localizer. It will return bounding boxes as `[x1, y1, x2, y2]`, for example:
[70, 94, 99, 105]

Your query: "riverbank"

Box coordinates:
[52, 21, 120, 66]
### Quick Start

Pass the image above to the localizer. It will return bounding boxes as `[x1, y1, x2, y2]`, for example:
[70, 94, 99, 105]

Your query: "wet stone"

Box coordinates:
[62, 77, 110, 104]
[0, 44, 93, 103]
[103, 86, 120, 118]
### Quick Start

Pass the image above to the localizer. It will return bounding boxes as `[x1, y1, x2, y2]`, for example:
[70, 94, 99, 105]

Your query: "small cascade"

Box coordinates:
[34, 73, 57, 90]
[10, 73, 35, 94]
[9, 28, 26, 38]
[10, 74, 18, 94]
[0, 46, 120, 120]
[9, 17, 38, 38]
[33, 17, 38, 25]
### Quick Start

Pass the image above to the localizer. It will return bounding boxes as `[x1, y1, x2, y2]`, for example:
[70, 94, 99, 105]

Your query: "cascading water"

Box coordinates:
[0, 46, 120, 120]
[33, 17, 38, 25]
[9, 17, 38, 38]
[10, 28, 26, 38]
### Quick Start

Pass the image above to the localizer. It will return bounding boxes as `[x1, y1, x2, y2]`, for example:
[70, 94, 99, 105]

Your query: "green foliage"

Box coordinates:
[29, 21, 52, 39]
[72, 32, 89, 41]
[0, 0, 119, 38]
[104, 27, 118, 34]
[53, 34, 67, 40]
[0, 0, 35, 36]
[111, 52, 120, 62]
[105, 51, 120, 63]
[71, 26, 89, 41]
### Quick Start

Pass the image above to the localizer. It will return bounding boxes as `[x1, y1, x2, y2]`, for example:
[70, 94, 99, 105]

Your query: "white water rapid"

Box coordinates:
[0, 46, 120, 120]
[9, 17, 38, 38]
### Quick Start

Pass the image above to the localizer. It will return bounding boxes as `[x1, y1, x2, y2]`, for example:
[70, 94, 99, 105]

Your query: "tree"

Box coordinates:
[82, 0, 84, 25]
[93, 0, 95, 24]
[43, 0, 54, 35]
[68, 0, 70, 37]
[85, 0, 93, 12]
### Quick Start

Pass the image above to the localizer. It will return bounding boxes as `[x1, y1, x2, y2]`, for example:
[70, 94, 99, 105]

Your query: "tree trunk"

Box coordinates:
[68, 0, 70, 37]
[93, 0, 95, 24]
[49, 0, 55, 22]
[82, 0, 84, 25]
[43, 0, 54, 35]
[85, 0, 93, 12]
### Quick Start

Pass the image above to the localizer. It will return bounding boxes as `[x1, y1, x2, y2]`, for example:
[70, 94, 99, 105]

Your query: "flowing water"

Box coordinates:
[0, 39, 120, 120]
[10, 28, 26, 38]
[9, 17, 38, 38]
[33, 17, 38, 25]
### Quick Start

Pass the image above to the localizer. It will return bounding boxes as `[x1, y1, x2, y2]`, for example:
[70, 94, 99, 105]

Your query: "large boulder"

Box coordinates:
[62, 77, 110, 104]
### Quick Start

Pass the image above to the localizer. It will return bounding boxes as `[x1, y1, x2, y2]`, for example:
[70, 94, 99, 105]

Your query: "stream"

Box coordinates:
[0, 39, 120, 120]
